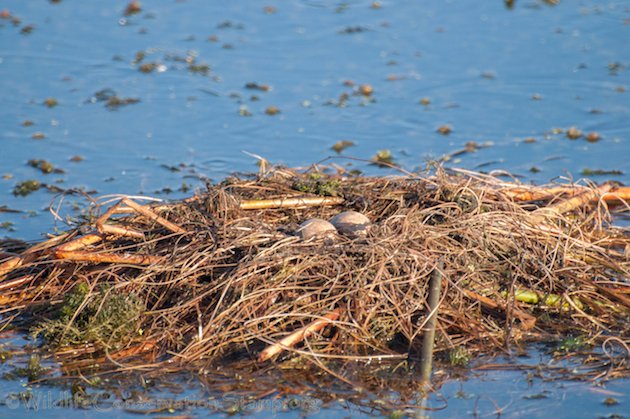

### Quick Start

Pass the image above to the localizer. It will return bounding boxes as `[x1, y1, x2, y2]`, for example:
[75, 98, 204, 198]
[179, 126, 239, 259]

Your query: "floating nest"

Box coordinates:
[0, 166, 628, 395]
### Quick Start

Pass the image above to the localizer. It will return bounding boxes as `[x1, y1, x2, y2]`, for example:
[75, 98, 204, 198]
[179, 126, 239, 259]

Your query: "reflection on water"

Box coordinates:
[0, 0, 628, 416]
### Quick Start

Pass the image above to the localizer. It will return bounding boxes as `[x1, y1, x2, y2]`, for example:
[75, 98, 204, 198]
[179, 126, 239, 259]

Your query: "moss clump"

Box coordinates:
[32, 282, 144, 348]
[292, 173, 341, 196]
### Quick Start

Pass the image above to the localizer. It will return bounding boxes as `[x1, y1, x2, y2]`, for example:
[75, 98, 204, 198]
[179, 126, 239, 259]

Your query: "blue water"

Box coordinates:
[0, 0, 628, 417]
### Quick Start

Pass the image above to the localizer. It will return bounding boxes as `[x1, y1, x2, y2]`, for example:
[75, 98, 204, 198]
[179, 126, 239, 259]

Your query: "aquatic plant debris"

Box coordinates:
[0, 166, 628, 399]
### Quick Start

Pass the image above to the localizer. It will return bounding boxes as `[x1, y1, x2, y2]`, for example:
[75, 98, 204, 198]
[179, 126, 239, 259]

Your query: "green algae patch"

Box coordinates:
[13, 179, 41, 196]
[32, 282, 144, 349]
[292, 173, 341, 196]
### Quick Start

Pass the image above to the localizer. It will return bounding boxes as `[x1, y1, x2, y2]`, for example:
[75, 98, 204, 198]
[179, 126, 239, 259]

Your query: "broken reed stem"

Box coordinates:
[420, 261, 444, 390]
[53, 250, 162, 265]
[502, 184, 629, 204]
[258, 308, 342, 362]
[535, 183, 613, 216]
[120, 198, 187, 234]
[461, 289, 536, 330]
[240, 196, 344, 210]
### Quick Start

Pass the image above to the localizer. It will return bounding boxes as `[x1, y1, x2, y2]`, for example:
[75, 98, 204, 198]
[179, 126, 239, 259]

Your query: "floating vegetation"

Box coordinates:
[586, 132, 601, 143]
[43, 98, 58, 108]
[358, 84, 374, 96]
[89, 88, 140, 110]
[581, 168, 623, 176]
[138, 62, 159, 73]
[437, 124, 452, 135]
[448, 346, 471, 367]
[27, 159, 64, 174]
[19, 24, 34, 35]
[0, 166, 628, 403]
[238, 105, 252, 116]
[0, 221, 15, 232]
[188, 62, 210, 75]
[124, 1, 142, 17]
[331, 140, 355, 154]
[245, 82, 271, 92]
[31, 132, 46, 140]
[12, 179, 41, 196]
[265, 105, 281, 115]
[419, 97, 431, 106]
[370, 149, 395, 166]
[566, 126, 583, 139]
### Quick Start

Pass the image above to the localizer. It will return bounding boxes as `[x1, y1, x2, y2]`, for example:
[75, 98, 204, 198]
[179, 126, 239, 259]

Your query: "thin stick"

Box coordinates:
[121, 198, 187, 234]
[420, 262, 444, 389]
[240, 196, 344, 210]
[258, 308, 342, 362]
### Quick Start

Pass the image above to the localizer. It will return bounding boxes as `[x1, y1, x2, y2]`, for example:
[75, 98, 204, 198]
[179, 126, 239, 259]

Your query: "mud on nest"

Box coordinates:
[0, 166, 628, 392]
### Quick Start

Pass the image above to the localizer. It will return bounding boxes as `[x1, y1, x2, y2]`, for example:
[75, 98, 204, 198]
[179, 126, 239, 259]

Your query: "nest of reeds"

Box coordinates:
[1, 166, 629, 388]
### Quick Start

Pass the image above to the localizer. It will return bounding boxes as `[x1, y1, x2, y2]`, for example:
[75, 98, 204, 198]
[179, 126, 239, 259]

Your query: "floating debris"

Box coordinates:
[437, 125, 452, 135]
[585, 132, 601, 143]
[31, 132, 46, 140]
[43, 98, 58, 108]
[419, 97, 431, 106]
[69, 155, 84, 162]
[371, 149, 395, 167]
[12, 180, 41, 196]
[27, 159, 63, 174]
[20, 24, 35, 35]
[566, 126, 583, 140]
[124, 1, 142, 16]
[581, 169, 623, 176]
[21, 120, 34, 127]
[245, 82, 271, 92]
[358, 84, 374, 96]
[238, 105, 252, 116]
[331, 140, 355, 154]
[265, 106, 281, 116]
[138, 62, 159, 73]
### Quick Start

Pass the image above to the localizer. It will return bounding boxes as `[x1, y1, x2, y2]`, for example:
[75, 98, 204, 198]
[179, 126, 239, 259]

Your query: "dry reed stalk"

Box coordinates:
[537, 183, 613, 216]
[95, 200, 146, 239]
[501, 185, 630, 203]
[120, 197, 187, 234]
[0, 255, 23, 280]
[53, 250, 162, 265]
[460, 289, 536, 331]
[258, 308, 342, 362]
[420, 263, 444, 387]
[240, 196, 344, 210]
